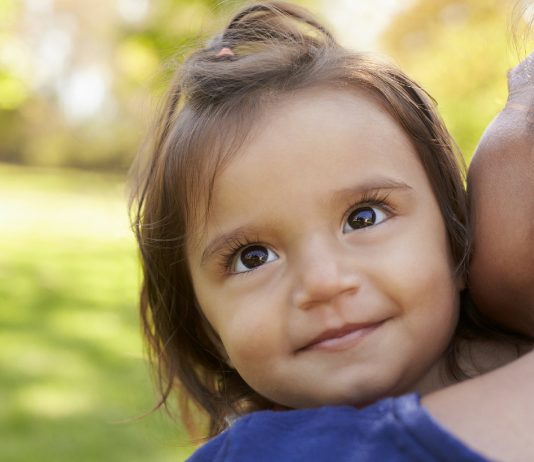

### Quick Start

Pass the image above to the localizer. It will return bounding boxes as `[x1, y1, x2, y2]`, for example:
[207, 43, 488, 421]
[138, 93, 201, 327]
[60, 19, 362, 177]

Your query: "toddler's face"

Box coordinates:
[187, 87, 460, 408]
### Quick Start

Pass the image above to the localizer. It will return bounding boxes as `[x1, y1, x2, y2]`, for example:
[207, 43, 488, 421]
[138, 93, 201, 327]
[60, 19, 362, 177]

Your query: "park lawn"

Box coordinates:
[0, 163, 195, 461]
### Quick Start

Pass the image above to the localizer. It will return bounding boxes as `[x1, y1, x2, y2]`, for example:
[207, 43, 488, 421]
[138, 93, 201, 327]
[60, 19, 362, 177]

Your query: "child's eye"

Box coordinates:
[343, 206, 388, 233]
[232, 245, 279, 273]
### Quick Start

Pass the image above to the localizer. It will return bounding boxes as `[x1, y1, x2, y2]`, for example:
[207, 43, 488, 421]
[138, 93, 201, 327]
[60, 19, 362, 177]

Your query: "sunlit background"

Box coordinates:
[1, 0, 532, 461]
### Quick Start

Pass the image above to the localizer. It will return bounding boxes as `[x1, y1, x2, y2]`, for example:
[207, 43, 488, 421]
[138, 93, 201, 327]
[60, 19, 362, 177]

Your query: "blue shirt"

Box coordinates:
[187, 393, 488, 461]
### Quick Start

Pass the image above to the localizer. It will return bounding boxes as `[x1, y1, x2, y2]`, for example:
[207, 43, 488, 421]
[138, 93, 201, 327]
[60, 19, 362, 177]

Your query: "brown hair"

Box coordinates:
[129, 1, 510, 438]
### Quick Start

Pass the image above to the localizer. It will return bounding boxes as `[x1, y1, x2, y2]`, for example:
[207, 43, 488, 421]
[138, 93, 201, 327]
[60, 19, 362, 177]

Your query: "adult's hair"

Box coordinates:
[129, 1, 517, 438]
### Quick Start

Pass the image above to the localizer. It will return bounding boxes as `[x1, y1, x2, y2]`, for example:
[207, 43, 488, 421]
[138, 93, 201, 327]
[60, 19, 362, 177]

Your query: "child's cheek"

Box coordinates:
[217, 289, 287, 376]
[371, 205, 459, 329]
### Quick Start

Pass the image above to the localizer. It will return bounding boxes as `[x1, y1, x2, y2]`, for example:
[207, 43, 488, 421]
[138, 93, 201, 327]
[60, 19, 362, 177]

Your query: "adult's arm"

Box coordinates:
[423, 348, 534, 462]
[467, 52, 534, 336]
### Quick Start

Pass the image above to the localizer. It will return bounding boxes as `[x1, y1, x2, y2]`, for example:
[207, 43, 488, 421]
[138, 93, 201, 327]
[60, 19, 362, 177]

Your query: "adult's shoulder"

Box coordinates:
[424, 349, 534, 462]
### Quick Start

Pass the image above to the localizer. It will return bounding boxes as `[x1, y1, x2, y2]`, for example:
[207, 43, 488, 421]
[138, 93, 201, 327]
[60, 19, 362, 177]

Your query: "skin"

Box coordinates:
[188, 87, 462, 409]
[468, 52, 534, 336]
[424, 348, 534, 462]
[423, 52, 534, 462]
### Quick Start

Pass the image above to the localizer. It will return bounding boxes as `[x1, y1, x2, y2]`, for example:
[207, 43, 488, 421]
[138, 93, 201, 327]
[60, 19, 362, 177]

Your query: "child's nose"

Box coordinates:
[291, 236, 360, 310]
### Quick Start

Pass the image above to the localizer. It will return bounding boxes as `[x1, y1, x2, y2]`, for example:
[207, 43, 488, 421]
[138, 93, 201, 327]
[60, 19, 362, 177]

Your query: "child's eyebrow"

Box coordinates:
[331, 176, 413, 205]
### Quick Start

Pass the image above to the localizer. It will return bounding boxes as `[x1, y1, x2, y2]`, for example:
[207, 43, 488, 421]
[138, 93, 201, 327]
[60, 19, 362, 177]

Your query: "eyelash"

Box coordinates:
[344, 190, 394, 224]
[217, 190, 394, 275]
[218, 235, 258, 274]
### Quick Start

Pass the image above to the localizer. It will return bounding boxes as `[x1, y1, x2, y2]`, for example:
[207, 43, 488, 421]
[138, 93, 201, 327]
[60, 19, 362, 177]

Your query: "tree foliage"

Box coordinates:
[382, 0, 532, 160]
[0, 0, 246, 170]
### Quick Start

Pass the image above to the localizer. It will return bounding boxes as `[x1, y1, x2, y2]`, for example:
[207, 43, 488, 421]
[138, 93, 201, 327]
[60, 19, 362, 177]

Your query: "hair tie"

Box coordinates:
[216, 47, 235, 58]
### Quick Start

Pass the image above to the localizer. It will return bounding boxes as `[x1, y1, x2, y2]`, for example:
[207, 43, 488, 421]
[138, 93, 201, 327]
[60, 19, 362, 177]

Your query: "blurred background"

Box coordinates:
[1, 0, 532, 460]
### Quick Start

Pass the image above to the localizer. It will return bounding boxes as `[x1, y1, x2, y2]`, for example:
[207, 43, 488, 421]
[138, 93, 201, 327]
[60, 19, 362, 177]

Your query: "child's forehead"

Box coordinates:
[258, 85, 392, 129]
[227, 86, 413, 170]
[204, 88, 385, 169]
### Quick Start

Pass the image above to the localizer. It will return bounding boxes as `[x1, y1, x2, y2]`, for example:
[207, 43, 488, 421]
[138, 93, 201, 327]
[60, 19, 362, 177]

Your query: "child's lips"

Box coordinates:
[299, 321, 385, 352]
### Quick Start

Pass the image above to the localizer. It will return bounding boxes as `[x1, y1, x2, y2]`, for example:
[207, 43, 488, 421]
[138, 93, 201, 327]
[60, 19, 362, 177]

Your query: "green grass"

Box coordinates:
[0, 163, 195, 461]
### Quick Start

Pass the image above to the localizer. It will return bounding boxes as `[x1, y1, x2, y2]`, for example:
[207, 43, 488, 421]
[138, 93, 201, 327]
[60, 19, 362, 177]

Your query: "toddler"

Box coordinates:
[129, 2, 531, 460]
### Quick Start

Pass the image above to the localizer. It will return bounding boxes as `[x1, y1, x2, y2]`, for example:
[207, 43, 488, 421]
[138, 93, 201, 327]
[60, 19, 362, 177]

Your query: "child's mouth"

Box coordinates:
[300, 321, 385, 353]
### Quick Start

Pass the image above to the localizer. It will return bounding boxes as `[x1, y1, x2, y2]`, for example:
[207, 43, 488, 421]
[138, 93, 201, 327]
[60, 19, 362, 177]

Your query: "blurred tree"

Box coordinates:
[0, 0, 248, 171]
[0, 0, 321, 171]
[382, 0, 533, 161]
